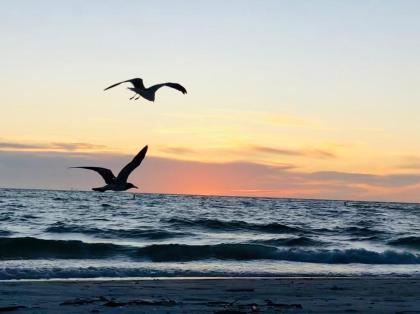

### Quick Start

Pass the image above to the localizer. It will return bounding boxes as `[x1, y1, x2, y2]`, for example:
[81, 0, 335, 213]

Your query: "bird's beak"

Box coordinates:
[133, 185, 138, 189]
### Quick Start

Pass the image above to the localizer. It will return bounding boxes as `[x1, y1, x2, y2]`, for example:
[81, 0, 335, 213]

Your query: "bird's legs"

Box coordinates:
[134, 95, 140, 100]
[129, 94, 136, 100]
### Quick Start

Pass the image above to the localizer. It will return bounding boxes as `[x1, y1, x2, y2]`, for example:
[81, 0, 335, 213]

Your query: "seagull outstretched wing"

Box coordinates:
[104, 78, 144, 91]
[116, 145, 148, 184]
[149, 82, 187, 94]
[70, 167, 116, 184]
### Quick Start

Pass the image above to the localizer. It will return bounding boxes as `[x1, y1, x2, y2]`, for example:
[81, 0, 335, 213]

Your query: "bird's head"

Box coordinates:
[126, 183, 138, 190]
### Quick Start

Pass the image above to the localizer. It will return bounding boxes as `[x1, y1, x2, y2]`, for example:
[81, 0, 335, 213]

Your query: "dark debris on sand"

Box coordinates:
[103, 299, 177, 307]
[225, 288, 255, 292]
[60, 296, 177, 308]
[265, 299, 303, 309]
[214, 299, 304, 314]
[0, 306, 28, 312]
[214, 310, 247, 314]
[60, 296, 109, 306]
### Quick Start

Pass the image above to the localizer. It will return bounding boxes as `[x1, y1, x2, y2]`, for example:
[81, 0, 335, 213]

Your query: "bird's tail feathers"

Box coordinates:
[92, 187, 107, 192]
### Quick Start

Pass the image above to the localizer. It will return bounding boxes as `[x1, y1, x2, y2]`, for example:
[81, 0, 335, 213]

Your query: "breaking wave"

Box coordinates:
[1, 237, 419, 264]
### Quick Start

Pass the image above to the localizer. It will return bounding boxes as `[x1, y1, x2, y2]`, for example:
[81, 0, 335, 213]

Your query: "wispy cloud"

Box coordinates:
[397, 156, 420, 170]
[0, 142, 44, 150]
[250, 145, 336, 158]
[0, 141, 106, 152]
[158, 146, 197, 155]
[156, 144, 337, 161]
[308, 171, 420, 188]
[50, 143, 106, 151]
[1, 150, 420, 202]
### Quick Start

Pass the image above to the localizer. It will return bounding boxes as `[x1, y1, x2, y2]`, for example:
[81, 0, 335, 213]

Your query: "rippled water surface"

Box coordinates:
[1, 188, 420, 279]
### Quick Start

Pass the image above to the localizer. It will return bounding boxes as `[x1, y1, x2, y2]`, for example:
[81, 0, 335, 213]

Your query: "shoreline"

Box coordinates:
[1, 277, 419, 313]
[1, 274, 419, 282]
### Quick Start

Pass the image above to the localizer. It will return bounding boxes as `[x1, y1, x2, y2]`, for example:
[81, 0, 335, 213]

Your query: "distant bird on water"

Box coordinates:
[70, 145, 148, 192]
[104, 78, 187, 101]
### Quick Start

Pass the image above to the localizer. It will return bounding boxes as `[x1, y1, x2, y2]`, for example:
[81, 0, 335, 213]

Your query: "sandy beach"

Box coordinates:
[0, 278, 419, 313]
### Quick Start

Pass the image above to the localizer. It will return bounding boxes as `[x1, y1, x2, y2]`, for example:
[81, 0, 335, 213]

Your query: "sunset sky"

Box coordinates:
[1, 1, 420, 202]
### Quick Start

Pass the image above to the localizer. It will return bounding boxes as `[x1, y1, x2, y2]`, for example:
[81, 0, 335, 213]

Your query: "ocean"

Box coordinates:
[0, 188, 419, 280]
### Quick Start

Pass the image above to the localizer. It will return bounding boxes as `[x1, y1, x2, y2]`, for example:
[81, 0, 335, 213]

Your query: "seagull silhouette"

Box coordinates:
[104, 78, 187, 101]
[70, 145, 148, 192]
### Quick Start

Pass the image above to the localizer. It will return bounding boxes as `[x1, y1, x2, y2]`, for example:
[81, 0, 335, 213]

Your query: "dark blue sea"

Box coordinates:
[1, 188, 420, 280]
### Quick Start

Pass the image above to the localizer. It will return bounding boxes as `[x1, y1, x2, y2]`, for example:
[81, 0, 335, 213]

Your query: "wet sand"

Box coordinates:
[0, 277, 419, 313]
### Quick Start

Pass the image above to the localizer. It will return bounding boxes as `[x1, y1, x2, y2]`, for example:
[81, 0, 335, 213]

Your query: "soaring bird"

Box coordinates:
[104, 78, 187, 101]
[70, 145, 148, 192]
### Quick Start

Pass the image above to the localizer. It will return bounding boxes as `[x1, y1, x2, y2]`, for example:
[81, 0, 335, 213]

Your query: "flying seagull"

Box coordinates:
[70, 145, 148, 192]
[104, 78, 187, 101]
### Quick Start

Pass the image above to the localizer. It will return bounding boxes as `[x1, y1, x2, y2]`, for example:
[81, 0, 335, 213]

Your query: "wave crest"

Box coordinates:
[45, 222, 189, 240]
[135, 243, 420, 264]
[388, 236, 420, 249]
[252, 236, 324, 247]
[0, 237, 124, 259]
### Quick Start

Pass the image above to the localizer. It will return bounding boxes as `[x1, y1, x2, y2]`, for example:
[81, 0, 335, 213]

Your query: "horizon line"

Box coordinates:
[1, 186, 419, 206]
